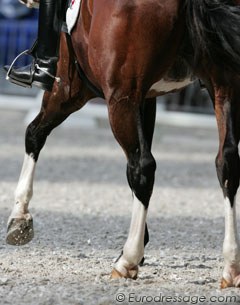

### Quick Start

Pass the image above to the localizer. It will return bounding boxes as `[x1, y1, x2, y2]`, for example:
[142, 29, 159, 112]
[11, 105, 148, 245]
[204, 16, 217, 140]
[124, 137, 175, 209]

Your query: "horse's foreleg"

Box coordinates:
[7, 90, 88, 246]
[213, 85, 240, 288]
[6, 152, 36, 245]
[108, 97, 156, 279]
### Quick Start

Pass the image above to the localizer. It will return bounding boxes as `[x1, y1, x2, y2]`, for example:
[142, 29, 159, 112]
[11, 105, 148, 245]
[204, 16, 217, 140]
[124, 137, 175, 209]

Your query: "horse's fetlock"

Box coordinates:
[115, 254, 139, 277]
[123, 244, 144, 267]
[223, 236, 240, 258]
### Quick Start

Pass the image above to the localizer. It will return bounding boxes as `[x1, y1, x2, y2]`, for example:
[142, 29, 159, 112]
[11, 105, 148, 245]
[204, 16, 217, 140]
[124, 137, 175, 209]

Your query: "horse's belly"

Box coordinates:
[147, 78, 193, 98]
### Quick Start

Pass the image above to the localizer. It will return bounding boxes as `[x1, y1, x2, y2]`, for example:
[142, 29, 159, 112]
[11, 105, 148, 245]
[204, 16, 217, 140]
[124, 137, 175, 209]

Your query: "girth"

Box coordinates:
[62, 22, 104, 99]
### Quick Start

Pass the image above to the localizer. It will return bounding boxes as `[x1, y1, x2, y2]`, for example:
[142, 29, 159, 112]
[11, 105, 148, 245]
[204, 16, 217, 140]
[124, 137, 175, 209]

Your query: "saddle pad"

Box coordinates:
[66, 0, 81, 34]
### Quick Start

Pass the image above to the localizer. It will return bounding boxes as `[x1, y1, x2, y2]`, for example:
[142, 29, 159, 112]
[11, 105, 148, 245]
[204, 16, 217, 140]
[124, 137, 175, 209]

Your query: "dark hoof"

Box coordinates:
[6, 218, 34, 246]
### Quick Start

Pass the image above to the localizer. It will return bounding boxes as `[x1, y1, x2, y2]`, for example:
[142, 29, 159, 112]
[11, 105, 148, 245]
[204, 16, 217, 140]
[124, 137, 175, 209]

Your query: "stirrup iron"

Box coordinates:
[6, 49, 29, 81]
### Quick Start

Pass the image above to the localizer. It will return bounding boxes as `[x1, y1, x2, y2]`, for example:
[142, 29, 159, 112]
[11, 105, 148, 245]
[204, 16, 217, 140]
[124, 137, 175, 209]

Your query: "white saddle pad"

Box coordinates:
[66, 0, 81, 34]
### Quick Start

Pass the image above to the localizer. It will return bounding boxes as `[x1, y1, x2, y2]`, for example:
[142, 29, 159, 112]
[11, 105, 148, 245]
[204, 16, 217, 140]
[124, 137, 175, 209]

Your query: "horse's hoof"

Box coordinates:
[221, 275, 240, 289]
[111, 266, 138, 280]
[6, 218, 34, 246]
[220, 278, 232, 289]
[111, 268, 125, 279]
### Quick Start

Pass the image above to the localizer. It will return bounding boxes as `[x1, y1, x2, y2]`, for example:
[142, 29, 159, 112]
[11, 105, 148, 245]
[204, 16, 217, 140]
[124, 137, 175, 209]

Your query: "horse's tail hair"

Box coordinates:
[185, 0, 240, 74]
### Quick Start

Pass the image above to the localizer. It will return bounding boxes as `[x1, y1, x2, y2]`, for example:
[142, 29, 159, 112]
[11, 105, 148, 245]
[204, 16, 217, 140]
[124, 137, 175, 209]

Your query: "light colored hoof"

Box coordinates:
[111, 268, 125, 279]
[6, 218, 34, 246]
[221, 275, 240, 289]
[220, 278, 232, 289]
[111, 266, 138, 280]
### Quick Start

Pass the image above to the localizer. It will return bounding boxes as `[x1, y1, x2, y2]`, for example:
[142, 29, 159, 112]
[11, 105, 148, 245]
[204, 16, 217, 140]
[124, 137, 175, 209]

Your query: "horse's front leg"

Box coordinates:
[107, 95, 156, 279]
[6, 31, 94, 245]
[213, 83, 240, 288]
[7, 88, 89, 245]
[6, 151, 36, 245]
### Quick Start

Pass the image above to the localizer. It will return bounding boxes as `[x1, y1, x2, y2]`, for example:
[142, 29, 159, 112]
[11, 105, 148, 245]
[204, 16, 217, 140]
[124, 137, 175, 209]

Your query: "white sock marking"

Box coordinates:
[223, 197, 240, 280]
[115, 195, 147, 275]
[8, 153, 36, 224]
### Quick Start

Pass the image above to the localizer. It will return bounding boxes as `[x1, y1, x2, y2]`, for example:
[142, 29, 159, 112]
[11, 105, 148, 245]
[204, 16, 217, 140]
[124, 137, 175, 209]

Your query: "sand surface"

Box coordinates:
[0, 108, 239, 304]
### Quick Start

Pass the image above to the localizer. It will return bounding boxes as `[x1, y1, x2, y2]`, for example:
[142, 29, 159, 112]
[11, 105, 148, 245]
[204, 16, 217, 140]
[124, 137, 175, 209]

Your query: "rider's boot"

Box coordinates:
[5, 0, 65, 91]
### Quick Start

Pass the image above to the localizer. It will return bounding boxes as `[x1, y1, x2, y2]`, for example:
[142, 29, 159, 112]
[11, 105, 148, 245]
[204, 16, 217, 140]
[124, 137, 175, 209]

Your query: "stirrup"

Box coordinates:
[6, 50, 61, 86]
[6, 49, 29, 81]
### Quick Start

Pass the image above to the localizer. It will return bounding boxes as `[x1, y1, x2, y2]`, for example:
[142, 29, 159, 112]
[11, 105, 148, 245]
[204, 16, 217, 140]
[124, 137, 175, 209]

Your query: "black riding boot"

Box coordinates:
[5, 0, 65, 91]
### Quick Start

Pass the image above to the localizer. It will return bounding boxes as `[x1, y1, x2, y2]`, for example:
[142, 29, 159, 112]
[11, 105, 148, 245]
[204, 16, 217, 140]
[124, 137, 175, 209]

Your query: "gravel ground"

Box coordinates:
[0, 107, 239, 305]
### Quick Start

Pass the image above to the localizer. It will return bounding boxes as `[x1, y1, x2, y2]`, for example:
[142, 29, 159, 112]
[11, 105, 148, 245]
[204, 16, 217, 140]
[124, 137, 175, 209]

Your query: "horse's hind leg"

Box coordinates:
[213, 82, 240, 288]
[108, 96, 156, 279]
[6, 89, 89, 245]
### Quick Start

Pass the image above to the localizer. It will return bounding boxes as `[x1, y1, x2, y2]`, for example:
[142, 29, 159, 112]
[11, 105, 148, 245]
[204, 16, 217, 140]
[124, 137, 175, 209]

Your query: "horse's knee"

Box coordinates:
[216, 146, 240, 203]
[127, 151, 156, 208]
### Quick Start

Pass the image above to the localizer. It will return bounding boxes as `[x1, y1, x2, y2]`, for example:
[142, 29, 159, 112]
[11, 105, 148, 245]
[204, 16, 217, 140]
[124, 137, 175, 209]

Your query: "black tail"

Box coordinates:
[185, 0, 240, 74]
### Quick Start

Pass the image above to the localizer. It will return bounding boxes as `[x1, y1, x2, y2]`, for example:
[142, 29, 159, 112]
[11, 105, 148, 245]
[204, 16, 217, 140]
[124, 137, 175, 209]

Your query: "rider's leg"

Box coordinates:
[6, 0, 65, 91]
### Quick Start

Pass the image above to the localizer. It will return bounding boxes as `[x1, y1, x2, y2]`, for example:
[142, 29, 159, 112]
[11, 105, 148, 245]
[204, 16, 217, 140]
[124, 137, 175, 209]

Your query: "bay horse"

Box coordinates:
[6, 0, 240, 288]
